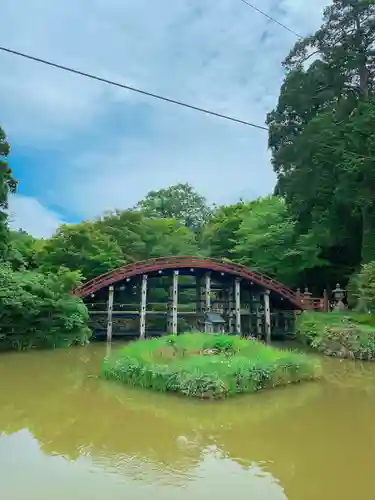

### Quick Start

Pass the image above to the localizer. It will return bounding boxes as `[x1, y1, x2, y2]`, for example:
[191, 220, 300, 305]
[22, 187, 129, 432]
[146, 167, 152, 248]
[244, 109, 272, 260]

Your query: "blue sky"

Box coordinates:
[1, 0, 328, 237]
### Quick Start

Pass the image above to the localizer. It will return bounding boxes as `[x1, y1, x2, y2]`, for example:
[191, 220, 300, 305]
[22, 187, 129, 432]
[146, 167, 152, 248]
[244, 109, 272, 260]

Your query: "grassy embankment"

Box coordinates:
[101, 333, 320, 399]
[297, 311, 375, 360]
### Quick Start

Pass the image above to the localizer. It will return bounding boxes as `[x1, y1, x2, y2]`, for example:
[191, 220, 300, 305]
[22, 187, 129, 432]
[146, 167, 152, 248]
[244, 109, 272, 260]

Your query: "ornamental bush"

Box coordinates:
[0, 263, 91, 351]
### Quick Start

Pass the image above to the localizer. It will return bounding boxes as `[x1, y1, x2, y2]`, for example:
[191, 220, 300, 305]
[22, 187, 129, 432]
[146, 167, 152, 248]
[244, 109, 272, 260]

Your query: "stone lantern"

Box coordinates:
[332, 283, 346, 311]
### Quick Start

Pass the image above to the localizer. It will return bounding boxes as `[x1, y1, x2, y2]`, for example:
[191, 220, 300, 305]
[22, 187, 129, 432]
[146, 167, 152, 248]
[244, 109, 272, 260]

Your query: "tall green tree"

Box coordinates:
[141, 218, 200, 258]
[267, 0, 375, 273]
[200, 201, 253, 259]
[136, 183, 213, 232]
[96, 209, 147, 262]
[0, 126, 17, 261]
[7, 230, 41, 270]
[232, 197, 325, 286]
[37, 222, 124, 280]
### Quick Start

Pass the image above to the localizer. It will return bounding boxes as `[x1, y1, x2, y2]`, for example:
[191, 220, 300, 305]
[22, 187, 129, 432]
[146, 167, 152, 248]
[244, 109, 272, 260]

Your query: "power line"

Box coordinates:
[238, 0, 303, 39]
[1, 48, 372, 163]
[0, 46, 268, 131]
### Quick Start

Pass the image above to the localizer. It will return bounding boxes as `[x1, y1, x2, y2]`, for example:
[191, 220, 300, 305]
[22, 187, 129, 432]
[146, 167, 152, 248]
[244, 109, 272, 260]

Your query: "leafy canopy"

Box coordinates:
[136, 183, 213, 232]
[232, 197, 324, 285]
[0, 263, 90, 351]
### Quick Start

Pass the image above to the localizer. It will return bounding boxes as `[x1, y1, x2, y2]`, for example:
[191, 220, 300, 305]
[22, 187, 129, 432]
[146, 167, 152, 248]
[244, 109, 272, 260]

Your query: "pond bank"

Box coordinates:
[297, 311, 375, 360]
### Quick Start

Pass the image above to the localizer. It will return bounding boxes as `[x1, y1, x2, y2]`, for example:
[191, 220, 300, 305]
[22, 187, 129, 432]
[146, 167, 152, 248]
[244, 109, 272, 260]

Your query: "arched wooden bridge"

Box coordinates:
[74, 256, 301, 308]
[74, 256, 327, 341]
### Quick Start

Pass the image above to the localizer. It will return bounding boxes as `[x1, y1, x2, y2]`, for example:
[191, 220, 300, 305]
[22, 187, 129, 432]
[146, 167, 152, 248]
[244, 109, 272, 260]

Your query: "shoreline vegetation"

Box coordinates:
[101, 333, 321, 400]
[297, 311, 375, 361]
[0, 263, 91, 351]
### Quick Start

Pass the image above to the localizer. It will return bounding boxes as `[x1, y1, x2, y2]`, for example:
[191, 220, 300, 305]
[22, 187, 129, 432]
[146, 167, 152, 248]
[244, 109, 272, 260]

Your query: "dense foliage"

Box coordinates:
[102, 333, 320, 399]
[267, 0, 375, 287]
[0, 126, 16, 262]
[348, 261, 375, 311]
[297, 311, 375, 360]
[0, 128, 90, 352]
[0, 264, 91, 351]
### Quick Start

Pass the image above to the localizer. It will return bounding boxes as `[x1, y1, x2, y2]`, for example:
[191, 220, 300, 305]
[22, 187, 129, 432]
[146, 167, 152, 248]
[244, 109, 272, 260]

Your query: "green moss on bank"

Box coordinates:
[297, 311, 375, 360]
[101, 333, 320, 399]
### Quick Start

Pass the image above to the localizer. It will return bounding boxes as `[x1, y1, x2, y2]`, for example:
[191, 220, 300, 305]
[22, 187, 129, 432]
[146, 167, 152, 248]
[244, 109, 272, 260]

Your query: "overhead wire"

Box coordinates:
[0, 46, 268, 131]
[0, 46, 372, 161]
[1, 15, 373, 162]
[238, 0, 302, 39]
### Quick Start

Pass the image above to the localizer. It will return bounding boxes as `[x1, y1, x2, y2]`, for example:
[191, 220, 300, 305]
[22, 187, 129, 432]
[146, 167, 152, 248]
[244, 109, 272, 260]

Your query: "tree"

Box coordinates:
[7, 229, 41, 270]
[141, 218, 200, 258]
[136, 183, 213, 232]
[232, 197, 325, 286]
[267, 0, 375, 275]
[348, 260, 375, 311]
[0, 263, 90, 351]
[200, 201, 253, 259]
[96, 209, 148, 262]
[284, 0, 375, 99]
[0, 126, 17, 261]
[37, 222, 125, 280]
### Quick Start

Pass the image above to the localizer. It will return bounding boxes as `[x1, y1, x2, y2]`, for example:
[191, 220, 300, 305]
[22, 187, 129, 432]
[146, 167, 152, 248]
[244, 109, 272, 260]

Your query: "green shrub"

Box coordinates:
[348, 261, 375, 312]
[101, 333, 320, 399]
[297, 311, 375, 360]
[0, 263, 91, 351]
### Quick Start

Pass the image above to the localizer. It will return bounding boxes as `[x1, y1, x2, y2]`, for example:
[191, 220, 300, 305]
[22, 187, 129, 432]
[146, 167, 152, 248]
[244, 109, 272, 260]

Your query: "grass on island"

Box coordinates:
[297, 311, 375, 360]
[101, 333, 320, 399]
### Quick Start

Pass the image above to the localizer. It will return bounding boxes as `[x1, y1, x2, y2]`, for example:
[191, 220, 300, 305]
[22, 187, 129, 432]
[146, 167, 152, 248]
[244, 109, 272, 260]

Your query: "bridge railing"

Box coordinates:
[73, 256, 301, 307]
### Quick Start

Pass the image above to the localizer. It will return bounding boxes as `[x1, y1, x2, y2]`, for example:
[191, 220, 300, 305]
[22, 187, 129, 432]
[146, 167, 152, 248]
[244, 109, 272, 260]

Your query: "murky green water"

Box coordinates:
[1, 343, 375, 500]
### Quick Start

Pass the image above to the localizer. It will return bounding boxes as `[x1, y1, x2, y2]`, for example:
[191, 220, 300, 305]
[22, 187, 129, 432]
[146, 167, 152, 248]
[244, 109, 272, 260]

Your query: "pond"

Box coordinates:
[1, 342, 375, 500]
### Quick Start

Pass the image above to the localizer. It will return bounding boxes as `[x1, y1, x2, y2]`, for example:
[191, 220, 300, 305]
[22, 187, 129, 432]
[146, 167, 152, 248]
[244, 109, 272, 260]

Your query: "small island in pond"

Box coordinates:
[101, 334, 321, 399]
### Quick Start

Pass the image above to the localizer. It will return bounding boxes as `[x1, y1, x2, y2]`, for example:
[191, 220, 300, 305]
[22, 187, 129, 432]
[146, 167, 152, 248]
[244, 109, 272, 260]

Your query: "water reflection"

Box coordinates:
[1, 344, 375, 499]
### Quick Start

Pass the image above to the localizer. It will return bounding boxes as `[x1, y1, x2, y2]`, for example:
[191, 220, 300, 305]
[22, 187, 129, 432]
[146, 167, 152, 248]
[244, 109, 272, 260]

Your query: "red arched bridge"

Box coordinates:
[73, 256, 327, 341]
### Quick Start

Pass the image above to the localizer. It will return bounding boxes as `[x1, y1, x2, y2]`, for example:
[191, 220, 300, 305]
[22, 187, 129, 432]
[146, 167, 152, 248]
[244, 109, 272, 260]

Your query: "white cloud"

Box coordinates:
[0, 0, 329, 228]
[8, 195, 63, 238]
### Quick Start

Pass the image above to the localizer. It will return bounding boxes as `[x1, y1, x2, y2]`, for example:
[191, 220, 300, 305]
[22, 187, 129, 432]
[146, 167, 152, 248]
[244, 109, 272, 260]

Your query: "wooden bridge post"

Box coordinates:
[204, 272, 212, 333]
[235, 278, 241, 334]
[263, 290, 271, 344]
[139, 274, 148, 339]
[195, 276, 202, 314]
[106, 285, 114, 344]
[228, 281, 235, 333]
[172, 270, 179, 335]
[248, 291, 253, 335]
[255, 297, 262, 338]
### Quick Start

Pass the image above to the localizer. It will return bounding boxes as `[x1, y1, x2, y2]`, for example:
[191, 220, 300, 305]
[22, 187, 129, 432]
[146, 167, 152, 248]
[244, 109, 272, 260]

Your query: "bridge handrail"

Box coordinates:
[73, 256, 302, 308]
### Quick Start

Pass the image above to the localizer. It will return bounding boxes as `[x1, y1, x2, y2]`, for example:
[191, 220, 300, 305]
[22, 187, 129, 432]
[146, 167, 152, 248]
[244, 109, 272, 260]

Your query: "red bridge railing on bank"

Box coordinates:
[296, 288, 330, 312]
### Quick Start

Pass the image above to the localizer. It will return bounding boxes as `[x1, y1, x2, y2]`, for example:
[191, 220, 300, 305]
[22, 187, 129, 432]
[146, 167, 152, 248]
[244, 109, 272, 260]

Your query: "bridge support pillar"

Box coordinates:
[139, 274, 148, 339]
[228, 282, 235, 333]
[255, 298, 262, 338]
[170, 271, 178, 335]
[195, 276, 202, 314]
[263, 290, 271, 344]
[204, 272, 212, 333]
[106, 285, 114, 344]
[235, 278, 241, 334]
[248, 291, 253, 336]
